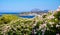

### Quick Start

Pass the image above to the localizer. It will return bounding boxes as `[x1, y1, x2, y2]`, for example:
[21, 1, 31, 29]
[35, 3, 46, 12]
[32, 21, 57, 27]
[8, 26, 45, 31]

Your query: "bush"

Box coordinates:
[0, 11, 60, 35]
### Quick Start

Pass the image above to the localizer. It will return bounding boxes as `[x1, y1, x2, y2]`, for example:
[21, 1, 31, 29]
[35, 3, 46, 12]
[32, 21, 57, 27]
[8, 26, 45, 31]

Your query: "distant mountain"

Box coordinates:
[43, 10, 49, 12]
[31, 8, 48, 13]
[31, 8, 47, 12]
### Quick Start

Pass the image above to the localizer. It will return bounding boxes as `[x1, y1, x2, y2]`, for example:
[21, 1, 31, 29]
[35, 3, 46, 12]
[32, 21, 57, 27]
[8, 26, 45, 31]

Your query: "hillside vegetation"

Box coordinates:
[0, 11, 60, 35]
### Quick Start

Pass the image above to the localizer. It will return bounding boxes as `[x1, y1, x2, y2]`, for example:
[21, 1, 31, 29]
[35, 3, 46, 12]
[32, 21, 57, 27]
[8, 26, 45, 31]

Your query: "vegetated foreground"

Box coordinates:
[0, 11, 60, 35]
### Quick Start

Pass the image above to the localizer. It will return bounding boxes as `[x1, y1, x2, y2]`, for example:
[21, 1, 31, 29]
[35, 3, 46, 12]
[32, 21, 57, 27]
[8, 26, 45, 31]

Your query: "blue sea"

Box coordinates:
[20, 16, 35, 18]
[0, 13, 35, 18]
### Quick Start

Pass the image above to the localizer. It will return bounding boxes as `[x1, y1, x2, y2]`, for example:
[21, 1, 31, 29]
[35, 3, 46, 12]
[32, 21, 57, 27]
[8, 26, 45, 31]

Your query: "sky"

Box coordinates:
[0, 0, 60, 13]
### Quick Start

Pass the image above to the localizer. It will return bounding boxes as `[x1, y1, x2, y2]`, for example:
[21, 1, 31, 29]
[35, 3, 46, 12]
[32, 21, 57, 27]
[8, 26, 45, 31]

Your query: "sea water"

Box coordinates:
[20, 15, 35, 18]
[0, 13, 35, 18]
